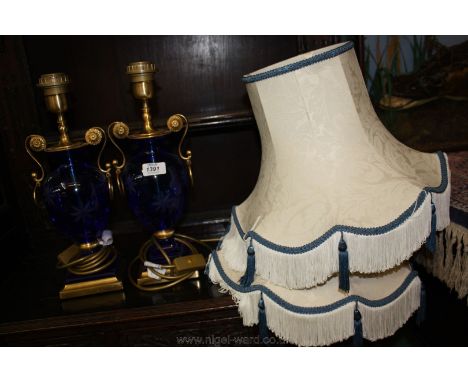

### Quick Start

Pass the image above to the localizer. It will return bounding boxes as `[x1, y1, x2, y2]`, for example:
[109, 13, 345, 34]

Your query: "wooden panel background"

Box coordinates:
[24, 36, 303, 130]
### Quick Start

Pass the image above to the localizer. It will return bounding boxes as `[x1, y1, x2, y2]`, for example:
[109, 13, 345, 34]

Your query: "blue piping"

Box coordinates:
[242, 41, 355, 84]
[209, 250, 419, 314]
[232, 151, 448, 254]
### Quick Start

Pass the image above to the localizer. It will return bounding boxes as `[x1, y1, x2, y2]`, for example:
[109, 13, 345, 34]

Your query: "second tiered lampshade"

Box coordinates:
[206, 41, 451, 346]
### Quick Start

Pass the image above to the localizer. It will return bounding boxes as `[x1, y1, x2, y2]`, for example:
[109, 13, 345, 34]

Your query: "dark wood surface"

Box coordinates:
[0, 296, 247, 346]
[0, 223, 256, 346]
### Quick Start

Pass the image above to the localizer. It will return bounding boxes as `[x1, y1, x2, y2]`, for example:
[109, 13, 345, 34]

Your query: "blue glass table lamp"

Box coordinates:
[108, 61, 206, 292]
[25, 73, 123, 299]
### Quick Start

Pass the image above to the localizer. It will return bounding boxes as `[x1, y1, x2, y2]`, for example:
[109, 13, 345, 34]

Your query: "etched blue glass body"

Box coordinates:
[42, 147, 110, 245]
[123, 136, 189, 233]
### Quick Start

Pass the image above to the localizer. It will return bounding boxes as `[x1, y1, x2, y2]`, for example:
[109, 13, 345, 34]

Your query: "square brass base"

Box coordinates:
[59, 276, 124, 300]
[137, 270, 200, 287]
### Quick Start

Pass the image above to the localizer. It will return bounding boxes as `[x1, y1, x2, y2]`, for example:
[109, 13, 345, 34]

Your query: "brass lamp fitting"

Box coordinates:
[126, 61, 161, 137]
[37, 73, 75, 149]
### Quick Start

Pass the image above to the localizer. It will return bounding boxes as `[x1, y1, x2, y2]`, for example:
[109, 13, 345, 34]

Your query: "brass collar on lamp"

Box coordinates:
[37, 73, 84, 151]
[35, 73, 103, 152]
[125, 61, 181, 139]
[153, 229, 176, 240]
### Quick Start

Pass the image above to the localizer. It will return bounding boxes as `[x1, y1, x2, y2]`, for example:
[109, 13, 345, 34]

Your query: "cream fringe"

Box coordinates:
[264, 295, 355, 347]
[417, 223, 468, 305]
[359, 277, 421, 341]
[223, 183, 450, 289]
[433, 153, 451, 231]
[207, 253, 261, 326]
[208, 257, 422, 346]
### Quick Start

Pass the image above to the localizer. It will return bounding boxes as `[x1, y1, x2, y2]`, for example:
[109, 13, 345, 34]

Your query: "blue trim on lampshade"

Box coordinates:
[423, 152, 448, 194]
[353, 302, 363, 346]
[232, 151, 448, 255]
[204, 254, 212, 276]
[416, 282, 426, 326]
[338, 232, 350, 292]
[209, 250, 419, 315]
[242, 41, 355, 84]
[258, 292, 269, 345]
[425, 200, 437, 253]
[239, 238, 256, 287]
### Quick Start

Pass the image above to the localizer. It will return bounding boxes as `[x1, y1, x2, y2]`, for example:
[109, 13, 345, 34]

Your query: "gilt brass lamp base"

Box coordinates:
[57, 244, 123, 300]
[60, 276, 123, 300]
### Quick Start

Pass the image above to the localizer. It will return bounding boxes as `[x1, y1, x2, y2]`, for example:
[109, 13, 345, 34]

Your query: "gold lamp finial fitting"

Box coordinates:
[37, 72, 72, 148]
[126, 61, 158, 134]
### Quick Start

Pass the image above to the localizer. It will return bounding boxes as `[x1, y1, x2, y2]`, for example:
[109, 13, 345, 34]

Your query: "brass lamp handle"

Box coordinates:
[107, 121, 129, 195]
[25, 134, 47, 206]
[85, 127, 114, 200]
[167, 114, 193, 187]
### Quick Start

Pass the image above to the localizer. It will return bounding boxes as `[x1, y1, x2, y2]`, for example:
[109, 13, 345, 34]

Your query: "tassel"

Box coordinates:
[426, 201, 437, 253]
[239, 238, 255, 287]
[258, 293, 269, 345]
[338, 233, 350, 292]
[204, 254, 212, 276]
[353, 302, 363, 346]
[416, 283, 426, 326]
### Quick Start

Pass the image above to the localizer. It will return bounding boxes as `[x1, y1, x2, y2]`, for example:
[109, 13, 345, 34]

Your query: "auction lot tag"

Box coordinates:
[142, 162, 166, 176]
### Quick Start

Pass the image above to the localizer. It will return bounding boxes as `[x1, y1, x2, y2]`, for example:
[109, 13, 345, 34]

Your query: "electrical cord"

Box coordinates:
[56, 245, 117, 276]
[128, 233, 215, 292]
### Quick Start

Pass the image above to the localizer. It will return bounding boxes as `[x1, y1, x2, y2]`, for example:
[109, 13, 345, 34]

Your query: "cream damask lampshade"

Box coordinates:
[206, 41, 451, 346]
